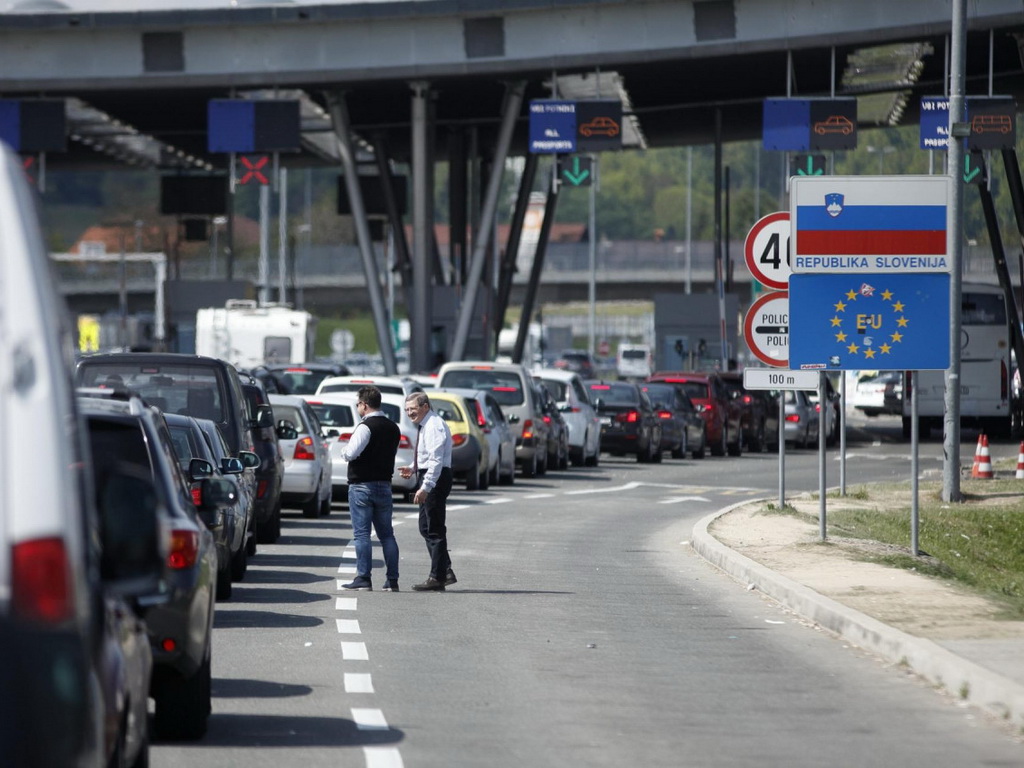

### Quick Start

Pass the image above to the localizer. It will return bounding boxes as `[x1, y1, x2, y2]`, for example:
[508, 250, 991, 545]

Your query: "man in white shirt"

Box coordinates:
[401, 392, 456, 591]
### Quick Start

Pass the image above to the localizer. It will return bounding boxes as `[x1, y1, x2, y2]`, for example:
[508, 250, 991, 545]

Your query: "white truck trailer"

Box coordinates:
[195, 300, 317, 369]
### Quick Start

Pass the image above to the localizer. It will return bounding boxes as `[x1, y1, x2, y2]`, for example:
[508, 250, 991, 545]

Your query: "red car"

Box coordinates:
[647, 372, 743, 456]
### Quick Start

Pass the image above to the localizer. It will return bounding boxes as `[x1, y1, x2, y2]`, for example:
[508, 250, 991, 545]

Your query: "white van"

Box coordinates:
[0, 144, 165, 765]
[617, 343, 653, 380]
[195, 300, 316, 369]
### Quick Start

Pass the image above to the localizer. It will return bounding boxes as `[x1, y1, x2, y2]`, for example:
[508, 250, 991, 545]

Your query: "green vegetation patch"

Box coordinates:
[822, 480, 1024, 617]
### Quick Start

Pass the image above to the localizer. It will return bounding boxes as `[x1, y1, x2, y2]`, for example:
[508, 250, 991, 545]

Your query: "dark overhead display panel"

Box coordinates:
[160, 175, 228, 216]
[207, 100, 301, 153]
[0, 99, 66, 153]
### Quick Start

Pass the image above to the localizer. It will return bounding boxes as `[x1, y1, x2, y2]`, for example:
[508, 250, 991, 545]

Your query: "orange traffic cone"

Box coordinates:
[970, 434, 984, 477]
[1015, 442, 1024, 480]
[973, 434, 994, 479]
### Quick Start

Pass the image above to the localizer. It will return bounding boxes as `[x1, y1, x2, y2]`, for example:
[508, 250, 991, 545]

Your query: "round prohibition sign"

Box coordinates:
[744, 211, 791, 290]
[744, 291, 789, 368]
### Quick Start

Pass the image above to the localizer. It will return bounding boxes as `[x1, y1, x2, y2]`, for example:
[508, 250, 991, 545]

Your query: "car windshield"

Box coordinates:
[79, 362, 227, 422]
[320, 382, 407, 395]
[273, 368, 332, 394]
[439, 370, 524, 406]
[537, 379, 568, 402]
[434, 400, 465, 423]
[273, 404, 309, 434]
[588, 383, 639, 405]
[309, 403, 356, 428]
[641, 383, 675, 405]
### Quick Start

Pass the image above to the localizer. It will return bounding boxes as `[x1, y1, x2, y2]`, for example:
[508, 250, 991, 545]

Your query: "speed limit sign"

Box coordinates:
[744, 211, 791, 290]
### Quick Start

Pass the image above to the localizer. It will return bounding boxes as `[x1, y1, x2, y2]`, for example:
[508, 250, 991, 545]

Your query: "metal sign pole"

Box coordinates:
[839, 375, 846, 495]
[818, 371, 827, 541]
[911, 371, 920, 555]
[778, 394, 785, 509]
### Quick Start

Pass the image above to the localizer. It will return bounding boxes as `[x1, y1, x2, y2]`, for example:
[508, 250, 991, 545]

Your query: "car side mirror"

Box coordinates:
[188, 457, 215, 482]
[252, 404, 274, 430]
[197, 476, 237, 512]
[238, 450, 261, 470]
[220, 456, 245, 475]
[507, 413, 520, 424]
[97, 464, 167, 598]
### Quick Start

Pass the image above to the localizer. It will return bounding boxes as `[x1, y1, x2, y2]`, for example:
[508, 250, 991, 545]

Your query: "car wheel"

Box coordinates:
[521, 452, 536, 478]
[711, 426, 726, 457]
[229, 540, 247, 581]
[479, 461, 490, 490]
[751, 422, 766, 453]
[215, 564, 232, 600]
[247, 515, 258, 555]
[154, 646, 211, 740]
[302, 483, 321, 518]
[692, 428, 706, 459]
[466, 462, 480, 490]
[727, 425, 743, 457]
[537, 450, 548, 476]
[671, 434, 686, 459]
[320, 490, 332, 516]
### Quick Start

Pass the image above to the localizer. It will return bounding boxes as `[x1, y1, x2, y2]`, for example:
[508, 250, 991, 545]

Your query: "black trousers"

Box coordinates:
[417, 467, 453, 578]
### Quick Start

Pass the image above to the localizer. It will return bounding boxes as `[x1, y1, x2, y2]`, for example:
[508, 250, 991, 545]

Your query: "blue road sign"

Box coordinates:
[919, 96, 950, 149]
[529, 100, 577, 153]
[763, 99, 810, 151]
[789, 272, 950, 371]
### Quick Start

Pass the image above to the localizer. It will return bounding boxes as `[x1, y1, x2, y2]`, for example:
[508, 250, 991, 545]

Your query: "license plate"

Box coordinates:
[599, 416, 611, 425]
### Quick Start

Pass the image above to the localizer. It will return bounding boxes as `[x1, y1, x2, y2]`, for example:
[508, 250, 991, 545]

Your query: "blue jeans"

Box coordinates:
[347, 481, 399, 581]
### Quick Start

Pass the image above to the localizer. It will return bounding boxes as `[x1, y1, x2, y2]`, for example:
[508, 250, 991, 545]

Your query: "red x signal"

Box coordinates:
[238, 155, 269, 185]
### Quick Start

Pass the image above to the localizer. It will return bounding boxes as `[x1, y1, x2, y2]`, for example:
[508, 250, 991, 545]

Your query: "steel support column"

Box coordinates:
[513, 176, 559, 364]
[410, 81, 434, 373]
[325, 91, 398, 375]
[496, 153, 539, 344]
[372, 133, 414, 318]
[451, 81, 526, 361]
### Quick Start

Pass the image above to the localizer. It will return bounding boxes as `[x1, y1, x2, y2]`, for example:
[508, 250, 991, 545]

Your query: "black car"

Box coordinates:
[79, 394, 233, 741]
[76, 352, 267, 541]
[534, 380, 570, 470]
[166, 413, 260, 600]
[586, 380, 663, 462]
[641, 381, 707, 459]
[240, 373, 285, 544]
[719, 372, 773, 453]
[263, 362, 351, 395]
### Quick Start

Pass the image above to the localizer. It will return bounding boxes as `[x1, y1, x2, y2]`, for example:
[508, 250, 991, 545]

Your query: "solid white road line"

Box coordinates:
[484, 497, 513, 505]
[565, 481, 641, 495]
[658, 496, 711, 504]
[344, 673, 374, 693]
[364, 747, 404, 768]
[351, 708, 389, 730]
[523, 493, 555, 499]
[340, 641, 368, 660]
[336, 619, 361, 634]
[335, 597, 358, 611]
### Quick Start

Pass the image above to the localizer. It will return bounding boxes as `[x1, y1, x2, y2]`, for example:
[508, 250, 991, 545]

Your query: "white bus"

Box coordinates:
[903, 282, 1016, 439]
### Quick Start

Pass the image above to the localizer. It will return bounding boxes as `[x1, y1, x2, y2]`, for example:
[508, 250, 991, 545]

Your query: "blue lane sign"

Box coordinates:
[789, 272, 950, 371]
[763, 98, 857, 151]
[529, 100, 577, 154]
[919, 97, 950, 149]
[919, 95, 1018, 150]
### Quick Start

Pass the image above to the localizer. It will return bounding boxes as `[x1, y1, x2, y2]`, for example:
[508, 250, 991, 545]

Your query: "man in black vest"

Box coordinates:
[340, 386, 402, 591]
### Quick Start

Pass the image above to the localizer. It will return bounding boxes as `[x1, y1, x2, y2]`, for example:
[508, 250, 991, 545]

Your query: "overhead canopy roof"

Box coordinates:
[0, 0, 1020, 172]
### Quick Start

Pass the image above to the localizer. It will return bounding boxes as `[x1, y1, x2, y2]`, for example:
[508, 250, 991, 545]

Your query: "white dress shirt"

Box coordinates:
[340, 408, 384, 462]
[416, 409, 453, 493]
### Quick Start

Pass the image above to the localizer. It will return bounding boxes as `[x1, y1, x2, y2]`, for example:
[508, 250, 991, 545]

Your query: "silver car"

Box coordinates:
[269, 394, 333, 518]
[783, 390, 820, 448]
[534, 369, 601, 466]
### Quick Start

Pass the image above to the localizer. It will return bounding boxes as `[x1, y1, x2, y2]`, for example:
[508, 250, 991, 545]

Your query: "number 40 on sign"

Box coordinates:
[744, 212, 791, 290]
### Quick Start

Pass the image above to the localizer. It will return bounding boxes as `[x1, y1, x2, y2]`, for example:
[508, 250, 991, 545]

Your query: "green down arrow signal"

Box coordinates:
[963, 155, 982, 183]
[797, 155, 824, 176]
[562, 156, 591, 186]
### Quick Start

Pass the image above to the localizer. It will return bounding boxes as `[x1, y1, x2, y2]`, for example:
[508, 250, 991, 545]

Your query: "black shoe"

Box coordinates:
[445, 568, 457, 586]
[412, 577, 445, 592]
[382, 579, 399, 592]
[342, 576, 372, 591]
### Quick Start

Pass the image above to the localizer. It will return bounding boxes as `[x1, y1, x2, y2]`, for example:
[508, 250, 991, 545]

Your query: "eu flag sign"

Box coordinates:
[788, 272, 950, 371]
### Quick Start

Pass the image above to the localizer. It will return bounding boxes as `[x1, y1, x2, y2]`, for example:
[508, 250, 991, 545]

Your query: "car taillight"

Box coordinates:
[814, 403, 821, 413]
[742, 395, 753, 404]
[257, 479, 268, 499]
[168, 530, 199, 570]
[543, 415, 552, 424]
[474, 403, 487, 429]
[451, 434, 467, 447]
[701, 403, 713, 413]
[12, 538, 73, 624]
[337, 432, 353, 442]
[658, 410, 672, 420]
[615, 410, 640, 423]
[522, 419, 534, 439]
[294, 436, 316, 460]
[786, 414, 801, 423]
[191, 485, 203, 507]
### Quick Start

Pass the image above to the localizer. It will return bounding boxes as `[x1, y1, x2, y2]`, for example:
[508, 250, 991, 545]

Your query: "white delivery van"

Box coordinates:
[195, 299, 317, 369]
[617, 343, 653, 380]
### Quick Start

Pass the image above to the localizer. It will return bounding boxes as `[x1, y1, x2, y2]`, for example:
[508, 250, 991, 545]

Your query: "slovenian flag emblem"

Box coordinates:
[796, 196, 947, 256]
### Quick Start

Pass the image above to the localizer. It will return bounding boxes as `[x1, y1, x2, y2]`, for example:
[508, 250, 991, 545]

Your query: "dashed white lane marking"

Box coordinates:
[344, 673, 375, 693]
[658, 496, 711, 504]
[364, 747, 404, 768]
[351, 708, 389, 730]
[336, 597, 358, 611]
[447, 504, 470, 511]
[336, 619, 361, 634]
[524, 493, 554, 499]
[484, 497, 513, 505]
[341, 641, 368, 660]
[565, 481, 641, 495]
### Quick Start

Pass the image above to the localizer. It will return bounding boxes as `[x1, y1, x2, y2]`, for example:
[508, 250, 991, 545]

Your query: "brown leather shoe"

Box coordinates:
[412, 577, 445, 592]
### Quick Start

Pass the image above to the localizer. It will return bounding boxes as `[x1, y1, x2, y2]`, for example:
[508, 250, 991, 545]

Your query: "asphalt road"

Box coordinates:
[152, 418, 1024, 767]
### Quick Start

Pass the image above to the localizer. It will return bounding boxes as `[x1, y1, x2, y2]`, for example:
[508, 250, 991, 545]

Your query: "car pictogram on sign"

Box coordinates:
[579, 117, 620, 137]
[813, 115, 854, 136]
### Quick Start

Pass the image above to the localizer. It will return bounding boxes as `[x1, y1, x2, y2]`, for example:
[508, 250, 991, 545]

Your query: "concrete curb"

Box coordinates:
[693, 499, 1024, 731]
